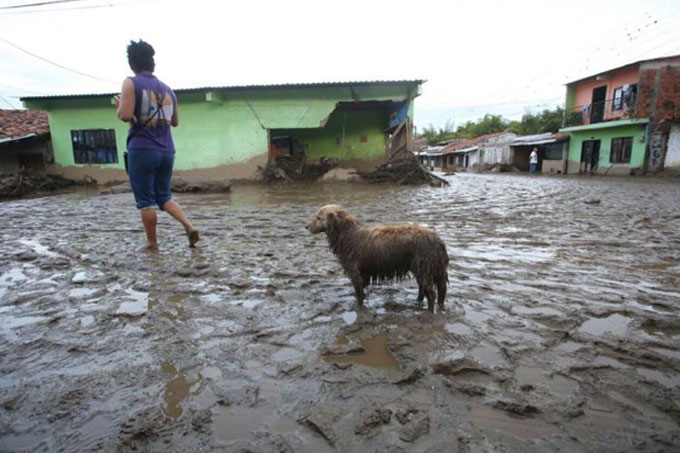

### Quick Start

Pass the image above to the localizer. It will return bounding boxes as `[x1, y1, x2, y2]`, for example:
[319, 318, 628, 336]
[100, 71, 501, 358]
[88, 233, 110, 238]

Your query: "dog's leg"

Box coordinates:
[417, 285, 424, 304]
[425, 286, 435, 313]
[437, 278, 447, 310]
[349, 269, 365, 306]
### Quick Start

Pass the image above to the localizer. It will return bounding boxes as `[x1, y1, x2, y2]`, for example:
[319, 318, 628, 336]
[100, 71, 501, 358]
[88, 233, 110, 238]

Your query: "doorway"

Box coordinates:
[580, 140, 600, 174]
[590, 86, 607, 123]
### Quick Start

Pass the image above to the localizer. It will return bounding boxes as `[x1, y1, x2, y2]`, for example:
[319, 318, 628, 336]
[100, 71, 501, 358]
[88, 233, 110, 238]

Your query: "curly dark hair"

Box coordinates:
[127, 39, 155, 73]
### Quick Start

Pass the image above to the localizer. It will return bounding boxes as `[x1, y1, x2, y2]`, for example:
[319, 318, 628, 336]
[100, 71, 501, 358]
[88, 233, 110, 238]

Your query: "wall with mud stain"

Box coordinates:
[23, 83, 419, 183]
[271, 109, 388, 163]
[565, 122, 648, 175]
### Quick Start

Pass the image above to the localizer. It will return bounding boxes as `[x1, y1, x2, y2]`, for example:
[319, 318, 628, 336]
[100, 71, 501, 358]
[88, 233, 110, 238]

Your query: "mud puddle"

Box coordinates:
[1, 175, 680, 451]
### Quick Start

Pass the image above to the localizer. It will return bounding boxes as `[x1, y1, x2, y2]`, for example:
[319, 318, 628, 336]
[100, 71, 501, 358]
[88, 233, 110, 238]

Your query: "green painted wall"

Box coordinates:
[273, 109, 388, 161]
[24, 83, 417, 172]
[566, 123, 648, 169]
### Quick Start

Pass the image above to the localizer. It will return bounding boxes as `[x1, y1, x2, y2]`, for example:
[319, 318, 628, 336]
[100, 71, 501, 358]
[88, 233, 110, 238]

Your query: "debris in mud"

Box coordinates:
[100, 177, 232, 195]
[393, 366, 425, 385]
[354, 403, 392, 435]
[399, 413, 430, 442]
[584, 198, 601, 205]
[0, 172, 95, 198]
[485, 396, 541, 416]
[303, 404, 343, 445]
[485, 163, 520, 173]
[431, 357, 491, 377]
[358, 154, 449, 186]
[260, 155, 340, 184]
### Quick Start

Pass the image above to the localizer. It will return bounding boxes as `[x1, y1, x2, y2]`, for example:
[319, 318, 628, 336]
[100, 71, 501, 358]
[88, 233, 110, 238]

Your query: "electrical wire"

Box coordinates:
[0, 0, 171, 15]
[0, 35, 117, 84]
[0, 0, 90, 10]
[0, 93, 19, 109]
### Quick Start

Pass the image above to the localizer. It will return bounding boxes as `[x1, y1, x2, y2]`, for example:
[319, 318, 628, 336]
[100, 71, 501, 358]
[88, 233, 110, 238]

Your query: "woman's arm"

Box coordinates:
[117, 78, 136, 123]
[171, 93, 179, 127]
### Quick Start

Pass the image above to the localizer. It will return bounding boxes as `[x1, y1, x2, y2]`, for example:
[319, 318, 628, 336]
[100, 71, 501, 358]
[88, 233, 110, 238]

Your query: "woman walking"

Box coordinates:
[117, 40, 199, 251]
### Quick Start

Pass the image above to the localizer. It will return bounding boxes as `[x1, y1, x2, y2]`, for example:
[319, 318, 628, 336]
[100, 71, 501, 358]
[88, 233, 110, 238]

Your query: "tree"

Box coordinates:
[509, 107, 564, 135]
[416, 106, 564, 145]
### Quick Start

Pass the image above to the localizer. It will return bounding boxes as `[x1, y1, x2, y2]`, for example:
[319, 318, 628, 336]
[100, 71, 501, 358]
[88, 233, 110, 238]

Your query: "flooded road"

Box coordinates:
[1, 173, 680, 452]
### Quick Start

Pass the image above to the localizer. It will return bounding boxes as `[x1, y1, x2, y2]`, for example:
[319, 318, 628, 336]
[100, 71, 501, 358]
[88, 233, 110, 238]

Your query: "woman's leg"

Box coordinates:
[155, 152, 200, 247]
[129, 148, 160, 250]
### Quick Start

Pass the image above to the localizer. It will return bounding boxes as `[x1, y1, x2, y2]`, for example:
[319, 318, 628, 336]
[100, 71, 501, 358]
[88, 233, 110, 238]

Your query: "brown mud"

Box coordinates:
[1, 174, 680, 452]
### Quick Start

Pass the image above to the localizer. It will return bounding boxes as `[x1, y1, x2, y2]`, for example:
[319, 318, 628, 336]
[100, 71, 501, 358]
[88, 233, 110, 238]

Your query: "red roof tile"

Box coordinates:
[0, 109, 49, 139]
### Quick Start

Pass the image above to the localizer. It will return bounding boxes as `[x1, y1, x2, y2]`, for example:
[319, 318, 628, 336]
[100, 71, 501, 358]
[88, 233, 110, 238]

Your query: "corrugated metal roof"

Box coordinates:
[512, 132, 569, 146]
[0, 133, 37, 146]
[21, 79, 426, 101]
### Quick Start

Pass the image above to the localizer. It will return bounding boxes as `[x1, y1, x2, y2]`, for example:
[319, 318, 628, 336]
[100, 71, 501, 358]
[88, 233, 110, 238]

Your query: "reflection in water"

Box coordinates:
[323, 333, 398, 368]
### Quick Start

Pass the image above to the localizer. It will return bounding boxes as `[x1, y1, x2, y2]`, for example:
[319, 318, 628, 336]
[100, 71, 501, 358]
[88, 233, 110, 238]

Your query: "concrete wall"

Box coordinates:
[24, 83, 417, 183]
[481, 146, 511, 165]
[667, 123, 680, 168]
[566, 123, 647, 175]
[271, 109, 388, 167]
[637, 57, 680, 121]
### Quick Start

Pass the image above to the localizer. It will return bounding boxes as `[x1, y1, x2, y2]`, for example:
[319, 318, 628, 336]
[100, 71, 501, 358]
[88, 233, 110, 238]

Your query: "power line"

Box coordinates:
[0, 35, 117, 84]
[0, 82, 44, 94]
[0, 0, 168, 15]
[0, 0, 90, 10]
[0, 93, 18, 109]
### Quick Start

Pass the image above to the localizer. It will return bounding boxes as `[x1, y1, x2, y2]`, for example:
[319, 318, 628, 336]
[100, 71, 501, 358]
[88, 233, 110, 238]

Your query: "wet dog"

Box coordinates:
[306, 205, 449, 312]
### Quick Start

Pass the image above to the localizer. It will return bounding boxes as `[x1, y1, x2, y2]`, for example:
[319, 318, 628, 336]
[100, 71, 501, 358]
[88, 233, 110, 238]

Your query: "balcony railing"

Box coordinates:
[564, 95, 637, 127]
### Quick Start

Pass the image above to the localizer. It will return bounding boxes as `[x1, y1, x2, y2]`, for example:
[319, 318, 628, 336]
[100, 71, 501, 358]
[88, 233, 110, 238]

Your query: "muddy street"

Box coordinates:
[1, 174, 680, 452]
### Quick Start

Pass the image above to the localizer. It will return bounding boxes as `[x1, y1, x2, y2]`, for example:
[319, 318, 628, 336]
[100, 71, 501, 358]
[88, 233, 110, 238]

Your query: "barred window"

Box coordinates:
[71, 129, 118, 164]
[610, 137, 632, 163]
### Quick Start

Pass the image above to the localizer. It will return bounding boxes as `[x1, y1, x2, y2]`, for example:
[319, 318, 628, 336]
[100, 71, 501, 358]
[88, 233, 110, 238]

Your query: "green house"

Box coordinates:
[21, 80, 423, 183]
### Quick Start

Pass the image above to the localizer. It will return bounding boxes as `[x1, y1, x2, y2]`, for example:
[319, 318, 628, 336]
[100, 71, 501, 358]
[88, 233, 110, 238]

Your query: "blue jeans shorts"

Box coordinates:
[127, 148, 174, 210]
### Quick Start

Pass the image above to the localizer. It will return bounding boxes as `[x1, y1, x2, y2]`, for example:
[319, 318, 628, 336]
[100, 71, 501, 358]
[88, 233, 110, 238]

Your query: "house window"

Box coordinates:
[610, 137, 632, 163]
[543, 143, 563, 160]
[613, 84, 638, 111]
[71, 129, 118, 164]
[612, 87, 624, 111]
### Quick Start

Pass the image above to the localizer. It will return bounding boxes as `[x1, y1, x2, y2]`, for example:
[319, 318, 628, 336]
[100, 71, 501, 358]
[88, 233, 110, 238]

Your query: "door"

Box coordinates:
[590, 86, 607, 123]
[580, 140, 601, 174]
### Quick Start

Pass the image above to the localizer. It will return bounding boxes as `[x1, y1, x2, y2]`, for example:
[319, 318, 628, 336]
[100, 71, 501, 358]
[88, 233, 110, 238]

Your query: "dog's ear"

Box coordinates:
[324, 210, 337, 227]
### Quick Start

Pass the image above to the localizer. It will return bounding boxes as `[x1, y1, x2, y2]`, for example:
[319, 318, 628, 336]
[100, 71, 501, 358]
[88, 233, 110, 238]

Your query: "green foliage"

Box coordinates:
[508, 107, 564, 135]
[418, 120, 457, 145]
[417, 107, 564, 145]
[454, 114, 509, 139]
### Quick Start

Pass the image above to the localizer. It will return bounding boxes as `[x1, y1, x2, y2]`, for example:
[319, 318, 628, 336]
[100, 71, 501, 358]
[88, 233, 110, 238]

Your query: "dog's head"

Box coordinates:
[306, 204, 356, 234]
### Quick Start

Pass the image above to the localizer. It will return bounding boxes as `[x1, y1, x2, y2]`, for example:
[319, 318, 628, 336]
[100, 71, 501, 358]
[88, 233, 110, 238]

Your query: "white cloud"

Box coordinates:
[1, 0, 679, 127]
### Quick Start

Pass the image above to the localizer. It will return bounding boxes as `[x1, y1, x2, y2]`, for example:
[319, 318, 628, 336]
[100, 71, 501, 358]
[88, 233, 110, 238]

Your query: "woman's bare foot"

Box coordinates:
[138, 243, 159, 252]
[187, 228, 200, 248]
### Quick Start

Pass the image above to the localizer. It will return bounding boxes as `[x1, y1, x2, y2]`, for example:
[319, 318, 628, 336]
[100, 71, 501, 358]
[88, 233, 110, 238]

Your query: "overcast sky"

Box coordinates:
[1, 0, 679, 129]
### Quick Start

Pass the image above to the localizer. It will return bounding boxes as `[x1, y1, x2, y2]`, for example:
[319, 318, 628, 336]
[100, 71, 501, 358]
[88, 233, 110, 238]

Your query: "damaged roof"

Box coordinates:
[565, 53, 680, 85]
[20, 80, 426, 101]
[0, 109, 49, 140]
[441, 132, 516, 153]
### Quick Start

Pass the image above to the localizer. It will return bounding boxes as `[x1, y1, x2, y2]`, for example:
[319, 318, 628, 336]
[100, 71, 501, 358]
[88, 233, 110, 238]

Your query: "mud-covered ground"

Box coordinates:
[1, 174, 680, 452]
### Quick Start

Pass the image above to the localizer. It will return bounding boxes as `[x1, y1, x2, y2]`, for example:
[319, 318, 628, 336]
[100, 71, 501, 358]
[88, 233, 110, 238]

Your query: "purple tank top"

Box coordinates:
[127, 74, 176, 153]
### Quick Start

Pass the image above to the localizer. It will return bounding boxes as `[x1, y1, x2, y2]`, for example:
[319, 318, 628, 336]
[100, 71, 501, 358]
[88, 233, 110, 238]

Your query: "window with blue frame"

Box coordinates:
[71, 129, 118, 164]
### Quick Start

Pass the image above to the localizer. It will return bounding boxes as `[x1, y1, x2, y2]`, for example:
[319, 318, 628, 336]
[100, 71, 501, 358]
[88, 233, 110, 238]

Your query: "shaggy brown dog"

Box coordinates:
[307, 205, 449, 312]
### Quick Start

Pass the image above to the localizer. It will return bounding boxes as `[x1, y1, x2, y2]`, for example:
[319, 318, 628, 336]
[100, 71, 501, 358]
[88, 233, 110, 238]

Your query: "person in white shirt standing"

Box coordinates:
[529, 147, 539, 173]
